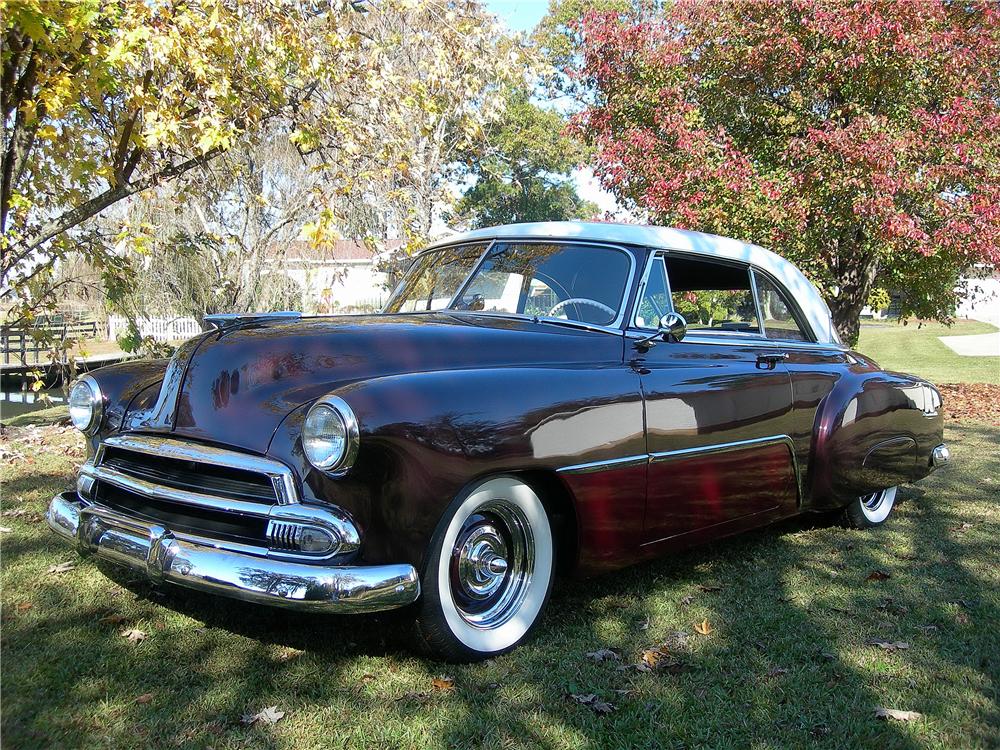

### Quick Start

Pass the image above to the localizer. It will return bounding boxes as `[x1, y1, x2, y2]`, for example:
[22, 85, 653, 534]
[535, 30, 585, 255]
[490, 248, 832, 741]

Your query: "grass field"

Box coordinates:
[1, 420, 997, 749]
[856, 319, 999, 385]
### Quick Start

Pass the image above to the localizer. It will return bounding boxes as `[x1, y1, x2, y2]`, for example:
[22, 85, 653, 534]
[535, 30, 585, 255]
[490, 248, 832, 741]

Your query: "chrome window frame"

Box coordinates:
[627, 247, 832, 348]
[749, 266, 816, 344]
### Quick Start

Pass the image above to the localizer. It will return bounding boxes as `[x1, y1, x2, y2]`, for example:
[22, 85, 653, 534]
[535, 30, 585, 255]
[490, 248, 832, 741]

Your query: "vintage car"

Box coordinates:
[46, 222, 949, 660]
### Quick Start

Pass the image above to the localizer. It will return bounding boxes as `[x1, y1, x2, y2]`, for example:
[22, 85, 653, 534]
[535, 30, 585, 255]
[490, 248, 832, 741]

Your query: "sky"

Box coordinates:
[482, 0, 549, 33]
[481, 0, 623, 217]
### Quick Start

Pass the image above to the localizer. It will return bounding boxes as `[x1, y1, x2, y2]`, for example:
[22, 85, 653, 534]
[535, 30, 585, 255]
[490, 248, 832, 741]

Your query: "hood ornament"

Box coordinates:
[203, 311, 302, 331]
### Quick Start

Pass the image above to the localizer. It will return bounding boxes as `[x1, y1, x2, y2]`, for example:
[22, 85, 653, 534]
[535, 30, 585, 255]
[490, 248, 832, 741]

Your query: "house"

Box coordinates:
[278, 240, 401, 314]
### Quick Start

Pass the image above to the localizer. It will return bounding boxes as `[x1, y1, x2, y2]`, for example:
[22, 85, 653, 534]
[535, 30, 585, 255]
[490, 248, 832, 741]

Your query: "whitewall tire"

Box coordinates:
[843, 486, 898, 528]
[414, 476, 555, 661]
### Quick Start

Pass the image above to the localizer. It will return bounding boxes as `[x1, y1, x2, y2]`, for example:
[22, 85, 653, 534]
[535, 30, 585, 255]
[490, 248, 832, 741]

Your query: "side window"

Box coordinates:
[634, 256, 672, 329]
[665, 256, 761, 335]
[754, 273, 809, 341]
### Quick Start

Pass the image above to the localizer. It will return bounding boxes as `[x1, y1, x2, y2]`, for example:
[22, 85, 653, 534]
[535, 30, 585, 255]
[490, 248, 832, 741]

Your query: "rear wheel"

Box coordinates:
[843, 486, 898, 528]
[414, 476, 554, 661]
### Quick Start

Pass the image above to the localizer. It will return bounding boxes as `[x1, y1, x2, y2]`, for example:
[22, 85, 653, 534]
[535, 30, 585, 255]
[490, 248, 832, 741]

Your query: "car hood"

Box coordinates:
[128, 313, 623, 453]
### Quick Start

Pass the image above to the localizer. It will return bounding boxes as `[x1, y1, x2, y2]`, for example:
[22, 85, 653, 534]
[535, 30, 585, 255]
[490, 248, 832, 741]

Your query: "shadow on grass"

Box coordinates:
[2, 422, 997, 748]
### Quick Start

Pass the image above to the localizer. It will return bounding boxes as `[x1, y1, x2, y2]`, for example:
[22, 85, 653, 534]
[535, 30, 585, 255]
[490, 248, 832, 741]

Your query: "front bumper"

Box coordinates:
[46, 492, 420, 613]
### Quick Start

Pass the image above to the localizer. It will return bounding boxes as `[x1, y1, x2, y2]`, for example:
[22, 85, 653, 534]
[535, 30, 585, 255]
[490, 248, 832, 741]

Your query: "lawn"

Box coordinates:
[1, 420, 997, 749]
[856, 319, 999, 385]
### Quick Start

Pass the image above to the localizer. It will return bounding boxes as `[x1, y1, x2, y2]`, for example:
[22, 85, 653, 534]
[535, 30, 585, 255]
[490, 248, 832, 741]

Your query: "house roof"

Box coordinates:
[425, 221, 840, 345]
[283, 240, 402, 262]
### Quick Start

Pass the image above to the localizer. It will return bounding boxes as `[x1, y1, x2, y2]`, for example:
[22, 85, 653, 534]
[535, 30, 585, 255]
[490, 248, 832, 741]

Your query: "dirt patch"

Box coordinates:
[938, 383, 1000, 425]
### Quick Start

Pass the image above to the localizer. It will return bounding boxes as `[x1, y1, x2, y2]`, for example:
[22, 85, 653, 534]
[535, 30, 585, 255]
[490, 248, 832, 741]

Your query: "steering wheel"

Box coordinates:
[547, 297, 616, 321]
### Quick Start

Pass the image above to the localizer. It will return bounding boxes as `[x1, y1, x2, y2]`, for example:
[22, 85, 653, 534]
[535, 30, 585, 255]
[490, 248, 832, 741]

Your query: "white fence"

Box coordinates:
[107, 315, 202, 342]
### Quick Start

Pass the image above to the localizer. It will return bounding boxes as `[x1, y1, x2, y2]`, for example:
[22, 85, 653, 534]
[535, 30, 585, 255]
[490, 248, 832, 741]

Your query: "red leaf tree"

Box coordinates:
[571, 0, 1000, 344]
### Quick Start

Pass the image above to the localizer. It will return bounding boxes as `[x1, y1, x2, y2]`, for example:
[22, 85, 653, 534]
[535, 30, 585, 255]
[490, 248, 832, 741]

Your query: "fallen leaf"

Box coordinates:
[766, 666, 789, 678]
[431, 676, 455, 692]
[0, 526, 12, 533]
[819, 651, 837, 661]
[569, 693, 616, 714]
[866, 570, 891, 582]
[121, 628, 147, 643]
[867, 640, 910, 651]
[915, 624, 939, 634]
[99, 614, 127, 625]
[636, 616, 650, 631]
[16, 602, 33, 613]
[135, 693, 154, 704]
[875, 707, 923, 722]
[2, 508, 32, 518]
[694, 619, 713, 635]
[680, 595, 694, 607]
[242, 706, 285, 726]
[697, 584, 722, 592]
[950, 522, 973, 533]
[586, 648, 621, 662]
[47, 561, 75, 574]
[396, 691, 430, 703]
[955, 611, 970, 625]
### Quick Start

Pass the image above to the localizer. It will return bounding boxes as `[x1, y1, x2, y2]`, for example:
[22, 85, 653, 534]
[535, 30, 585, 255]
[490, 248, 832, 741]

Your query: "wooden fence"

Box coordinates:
[1, 320, 100, 367]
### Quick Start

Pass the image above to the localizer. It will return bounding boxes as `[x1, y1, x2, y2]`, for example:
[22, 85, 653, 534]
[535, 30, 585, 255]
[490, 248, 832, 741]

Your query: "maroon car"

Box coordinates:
[46, 222, 948, 660]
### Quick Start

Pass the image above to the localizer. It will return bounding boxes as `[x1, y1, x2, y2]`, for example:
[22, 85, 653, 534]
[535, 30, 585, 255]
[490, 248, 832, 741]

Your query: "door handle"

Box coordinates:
[756, 352, 788, 370]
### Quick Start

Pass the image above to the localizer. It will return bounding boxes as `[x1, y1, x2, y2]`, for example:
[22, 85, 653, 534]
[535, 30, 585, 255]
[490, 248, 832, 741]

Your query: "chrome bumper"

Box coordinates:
[45, 492, 420, 613]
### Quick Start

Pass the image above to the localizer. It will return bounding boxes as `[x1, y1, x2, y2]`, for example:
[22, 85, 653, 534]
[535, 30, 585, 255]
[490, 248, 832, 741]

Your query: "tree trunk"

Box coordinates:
[828, 293, 867, 348]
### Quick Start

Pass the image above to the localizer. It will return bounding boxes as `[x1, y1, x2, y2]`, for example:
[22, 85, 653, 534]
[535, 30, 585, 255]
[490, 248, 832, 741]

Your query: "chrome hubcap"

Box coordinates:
[450, 501, 534, 629]
[456, 525, 509, 600]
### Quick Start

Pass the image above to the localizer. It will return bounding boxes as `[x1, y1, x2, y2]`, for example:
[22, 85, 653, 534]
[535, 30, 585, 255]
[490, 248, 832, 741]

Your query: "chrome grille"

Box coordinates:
[86, 435, 299, 515]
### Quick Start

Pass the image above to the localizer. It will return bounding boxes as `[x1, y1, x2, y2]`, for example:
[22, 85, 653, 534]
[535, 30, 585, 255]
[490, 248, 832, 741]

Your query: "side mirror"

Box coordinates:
[660, 312, 687, 342]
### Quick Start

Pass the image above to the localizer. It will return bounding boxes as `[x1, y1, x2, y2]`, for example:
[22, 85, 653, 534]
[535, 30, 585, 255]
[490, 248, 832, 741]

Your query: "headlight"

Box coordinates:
[302, 395, 359, 475]
[68, 375, 103, 434]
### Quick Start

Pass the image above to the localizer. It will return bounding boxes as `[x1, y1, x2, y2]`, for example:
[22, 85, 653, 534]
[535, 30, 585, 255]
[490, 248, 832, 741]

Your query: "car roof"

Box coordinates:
[426, 221, 839, 345]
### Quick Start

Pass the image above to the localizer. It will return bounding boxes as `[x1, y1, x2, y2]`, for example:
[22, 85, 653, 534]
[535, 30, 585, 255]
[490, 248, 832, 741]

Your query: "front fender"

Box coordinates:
[266, 366, 645, 572]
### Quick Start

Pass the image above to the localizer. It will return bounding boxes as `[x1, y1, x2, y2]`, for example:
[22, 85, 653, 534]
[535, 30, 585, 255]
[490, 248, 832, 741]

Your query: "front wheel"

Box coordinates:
[413, 476, 554, 661]
[843, 486, 898, 528]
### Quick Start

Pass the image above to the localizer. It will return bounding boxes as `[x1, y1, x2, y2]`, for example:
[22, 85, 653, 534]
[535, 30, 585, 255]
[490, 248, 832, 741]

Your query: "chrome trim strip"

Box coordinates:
[557, 435, 802, 501]
[747, 267, 766, 336]
[45, 493, 419, 614]
[100, 434, 299, 504]
[557, 454, 649, 475]
[648, 434, 796, 464]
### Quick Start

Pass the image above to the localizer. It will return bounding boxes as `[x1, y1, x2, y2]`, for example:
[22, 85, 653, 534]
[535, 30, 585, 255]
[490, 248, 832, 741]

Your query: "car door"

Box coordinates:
[629, 252, 800, 547]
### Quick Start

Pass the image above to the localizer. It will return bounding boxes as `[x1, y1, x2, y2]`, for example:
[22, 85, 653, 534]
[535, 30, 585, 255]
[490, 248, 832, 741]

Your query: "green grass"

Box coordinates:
[856, 319, 999, 385]
[1, 403, 69, 428]
[2, 423, 998, 749]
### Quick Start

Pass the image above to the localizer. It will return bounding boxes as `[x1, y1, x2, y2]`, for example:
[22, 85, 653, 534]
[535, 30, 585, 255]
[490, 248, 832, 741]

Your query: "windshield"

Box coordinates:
[385, 241, 632, 327]
[384, 243, 488, 313]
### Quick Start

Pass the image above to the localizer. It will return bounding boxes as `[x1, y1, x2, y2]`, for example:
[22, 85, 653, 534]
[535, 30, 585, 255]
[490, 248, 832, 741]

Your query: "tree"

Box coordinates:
[1, 0, 364, 332]
[118, 134, 320, 325]
[452, 89, 597, 228]
[571, 1, 1000, 344]
[2, 0, 527, 342]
